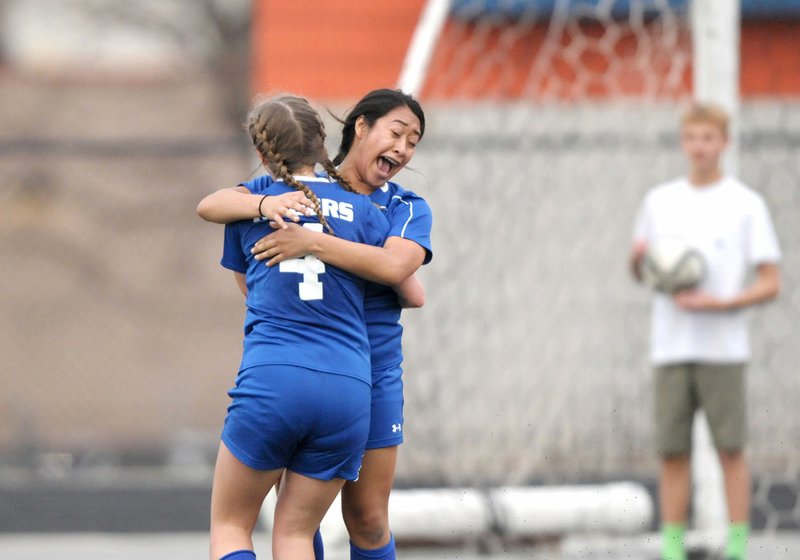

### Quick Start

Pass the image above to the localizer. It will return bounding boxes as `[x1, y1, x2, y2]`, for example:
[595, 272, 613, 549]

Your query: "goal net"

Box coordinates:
[391, 1, 800, 522]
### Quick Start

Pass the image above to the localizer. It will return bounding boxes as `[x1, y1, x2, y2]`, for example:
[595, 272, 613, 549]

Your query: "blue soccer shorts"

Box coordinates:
[221, 365, 371, 481]
[366, 365, 405, 450]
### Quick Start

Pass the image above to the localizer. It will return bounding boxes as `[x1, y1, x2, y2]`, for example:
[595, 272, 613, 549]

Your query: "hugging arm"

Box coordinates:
[197, 187, 314, 229]
[394, 274, 425, 308]
[253, 225, 426, 287]
[204, 187, 428, 303]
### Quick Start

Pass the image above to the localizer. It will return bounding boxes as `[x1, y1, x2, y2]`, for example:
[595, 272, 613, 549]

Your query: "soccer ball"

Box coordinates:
[640, 238, 706, 294]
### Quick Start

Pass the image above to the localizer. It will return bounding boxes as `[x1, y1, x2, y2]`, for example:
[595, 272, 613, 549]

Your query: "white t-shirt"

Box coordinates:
[633, 176, 781, 365]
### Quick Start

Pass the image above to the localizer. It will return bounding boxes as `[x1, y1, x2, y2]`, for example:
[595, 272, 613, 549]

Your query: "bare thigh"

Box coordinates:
[210, 442, 283, 559]
[272, 470, 346, 558]
[341, 446, 398, 545]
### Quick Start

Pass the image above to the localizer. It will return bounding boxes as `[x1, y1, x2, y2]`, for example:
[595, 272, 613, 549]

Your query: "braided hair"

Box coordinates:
[307, 105, 359, 195]
[246, 94, 341, 234]
[321, 159, 357, 195]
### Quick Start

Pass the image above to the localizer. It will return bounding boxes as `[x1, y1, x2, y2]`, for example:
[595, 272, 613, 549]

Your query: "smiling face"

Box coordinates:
[345, 105, 422, 190]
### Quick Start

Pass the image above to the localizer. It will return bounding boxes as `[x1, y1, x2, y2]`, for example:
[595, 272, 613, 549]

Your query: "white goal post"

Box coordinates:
[692, 0, 741, 173]
[690, 0, 741, 542]
[397, 0, 452, 95]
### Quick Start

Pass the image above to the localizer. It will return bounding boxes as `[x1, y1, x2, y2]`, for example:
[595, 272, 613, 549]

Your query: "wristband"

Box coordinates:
[258, 195, 269, 218]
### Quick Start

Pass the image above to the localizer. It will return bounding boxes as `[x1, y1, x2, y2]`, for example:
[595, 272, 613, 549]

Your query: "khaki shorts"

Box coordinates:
[654, 362, 747, 456]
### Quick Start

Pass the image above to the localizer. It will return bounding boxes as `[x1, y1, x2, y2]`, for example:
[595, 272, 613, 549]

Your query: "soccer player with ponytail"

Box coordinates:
[199, 89, 432, 560]
[209, 94, 388, 560]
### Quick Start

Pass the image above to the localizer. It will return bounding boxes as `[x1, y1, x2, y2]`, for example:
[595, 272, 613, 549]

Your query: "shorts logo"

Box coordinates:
[392, 423, 402, 433]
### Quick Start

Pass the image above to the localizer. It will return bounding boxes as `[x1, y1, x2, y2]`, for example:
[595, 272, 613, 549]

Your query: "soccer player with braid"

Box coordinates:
[198, 89, 432, 560]
[209, 94, 391, 560]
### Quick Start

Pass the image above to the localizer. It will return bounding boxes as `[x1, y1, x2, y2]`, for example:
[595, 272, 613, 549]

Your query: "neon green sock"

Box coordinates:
[661, 523, 686, 560]
[726, 523, 748, 560]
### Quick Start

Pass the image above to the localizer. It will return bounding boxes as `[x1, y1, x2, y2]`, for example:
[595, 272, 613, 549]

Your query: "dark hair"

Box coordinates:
[246, 94, 356, 234]
[332, 89, 426, 166]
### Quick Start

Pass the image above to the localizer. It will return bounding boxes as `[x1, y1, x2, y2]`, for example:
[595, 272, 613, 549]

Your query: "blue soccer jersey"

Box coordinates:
[365, 181, 433, 369]
[240, 175, 434, 371]
[221, 176, 389, 385]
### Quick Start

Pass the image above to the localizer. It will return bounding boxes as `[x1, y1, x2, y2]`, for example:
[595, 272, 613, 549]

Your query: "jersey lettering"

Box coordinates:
[321, 198, 339, 219]
[319, 199, 354, 222]
[337, 202, 354, 222]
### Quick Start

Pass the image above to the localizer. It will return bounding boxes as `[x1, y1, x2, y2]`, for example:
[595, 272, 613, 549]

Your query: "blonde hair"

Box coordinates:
[246, 94, 356, 234]
[681, 102, 729, 136]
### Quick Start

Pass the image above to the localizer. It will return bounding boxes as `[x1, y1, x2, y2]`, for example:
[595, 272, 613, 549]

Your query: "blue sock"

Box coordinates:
[219, 550, 256, 560]
[313, 528, 325, 560]
[350, 534, 396, 560]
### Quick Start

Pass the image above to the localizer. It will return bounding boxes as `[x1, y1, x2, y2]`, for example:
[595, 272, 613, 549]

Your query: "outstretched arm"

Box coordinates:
[252, 224, 426, 287]
[197, 187, 314, 228]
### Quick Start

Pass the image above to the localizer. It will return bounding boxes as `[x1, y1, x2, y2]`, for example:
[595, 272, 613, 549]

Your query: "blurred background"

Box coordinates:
[0, 0, 798, 557]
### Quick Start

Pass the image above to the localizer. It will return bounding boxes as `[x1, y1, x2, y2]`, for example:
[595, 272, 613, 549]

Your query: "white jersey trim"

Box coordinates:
[392, 195, 414, 238]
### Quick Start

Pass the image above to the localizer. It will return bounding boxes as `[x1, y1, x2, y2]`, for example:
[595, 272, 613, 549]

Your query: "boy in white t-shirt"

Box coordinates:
[630, 103, 781, 560]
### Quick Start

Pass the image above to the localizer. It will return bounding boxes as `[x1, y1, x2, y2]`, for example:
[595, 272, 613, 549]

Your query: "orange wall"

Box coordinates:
[251, 4, 800, 100]
[741, 21, 800, 96]
[252, 0, 426, 101]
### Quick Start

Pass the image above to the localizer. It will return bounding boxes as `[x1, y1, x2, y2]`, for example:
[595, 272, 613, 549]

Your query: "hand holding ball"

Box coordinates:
[640, 239, 706, 294]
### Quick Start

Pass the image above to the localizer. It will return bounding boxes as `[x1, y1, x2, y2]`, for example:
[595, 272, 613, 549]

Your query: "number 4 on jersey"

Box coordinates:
[279, 223, 326, 301]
